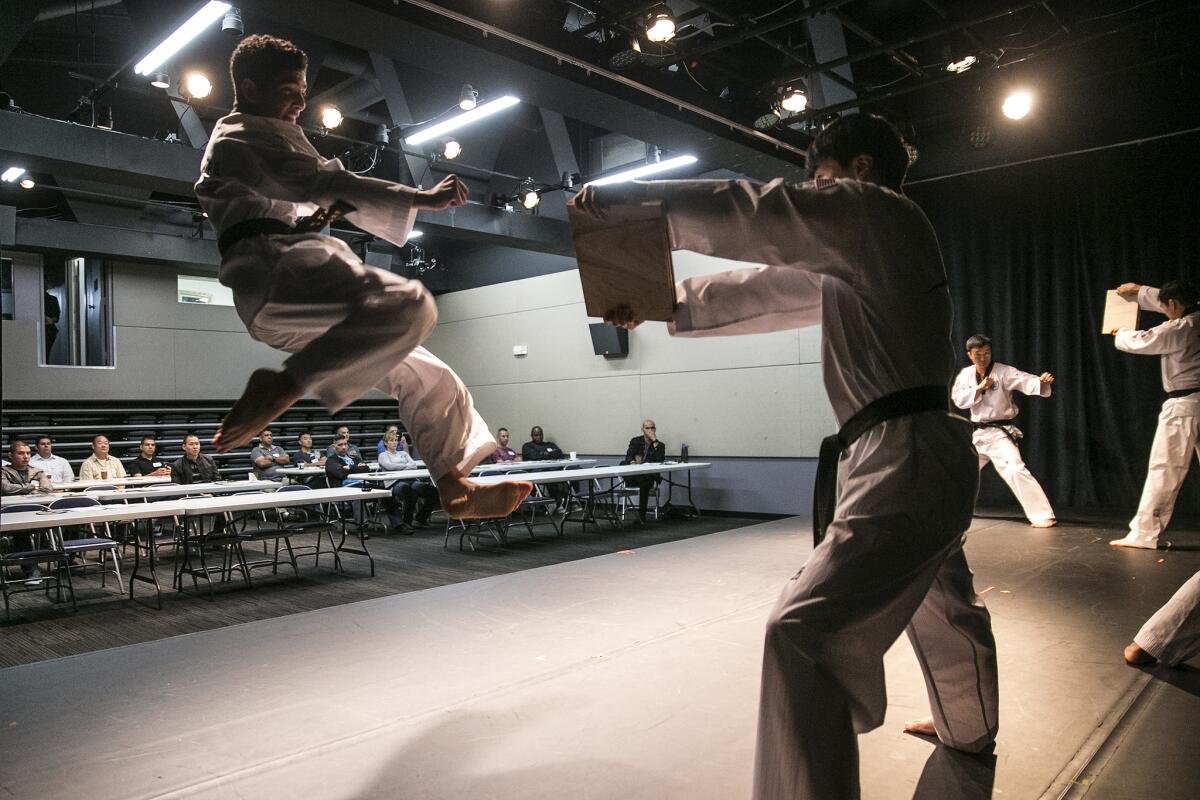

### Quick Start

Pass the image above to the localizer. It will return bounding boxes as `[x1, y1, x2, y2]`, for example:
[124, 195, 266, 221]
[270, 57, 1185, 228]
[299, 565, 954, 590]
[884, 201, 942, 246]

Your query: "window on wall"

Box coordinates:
[42, 255, 114, 367]
[177, 274, 234, 306]
[1, 258, 13, 320]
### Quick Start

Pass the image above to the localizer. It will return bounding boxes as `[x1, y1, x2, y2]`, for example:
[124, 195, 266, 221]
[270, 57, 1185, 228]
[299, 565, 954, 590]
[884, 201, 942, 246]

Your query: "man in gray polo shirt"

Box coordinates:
[250, 428, 290, 480]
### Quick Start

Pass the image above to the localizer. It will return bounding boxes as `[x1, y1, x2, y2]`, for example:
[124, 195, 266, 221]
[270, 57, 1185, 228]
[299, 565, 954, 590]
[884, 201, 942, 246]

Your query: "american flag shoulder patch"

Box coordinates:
[813, 176, 838, 190]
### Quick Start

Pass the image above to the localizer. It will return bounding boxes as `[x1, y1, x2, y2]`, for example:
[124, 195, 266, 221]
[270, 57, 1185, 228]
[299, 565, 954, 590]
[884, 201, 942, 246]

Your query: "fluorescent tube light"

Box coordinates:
[404, 96, 520, 146]
[585, 155, 698, 186]
[2, 167, 27, 183]
[135, 2, 231, 76]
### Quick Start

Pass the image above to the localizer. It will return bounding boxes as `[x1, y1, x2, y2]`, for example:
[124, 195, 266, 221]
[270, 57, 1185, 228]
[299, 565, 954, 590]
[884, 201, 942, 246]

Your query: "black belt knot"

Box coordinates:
[812, 385, 947, 548]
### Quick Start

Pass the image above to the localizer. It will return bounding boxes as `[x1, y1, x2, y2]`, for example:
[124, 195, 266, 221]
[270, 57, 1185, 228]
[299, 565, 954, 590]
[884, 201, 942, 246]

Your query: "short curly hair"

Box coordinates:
[806, 113, 910, 191]
[229, 34, 307, 99]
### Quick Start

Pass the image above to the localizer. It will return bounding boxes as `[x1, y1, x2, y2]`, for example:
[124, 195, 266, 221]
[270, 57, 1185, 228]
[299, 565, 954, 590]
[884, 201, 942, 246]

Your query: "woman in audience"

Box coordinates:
[378, 431, 437, 533]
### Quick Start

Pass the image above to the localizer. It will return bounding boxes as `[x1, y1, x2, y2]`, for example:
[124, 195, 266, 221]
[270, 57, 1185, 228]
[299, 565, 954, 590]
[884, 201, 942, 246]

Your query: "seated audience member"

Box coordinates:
[292, 431, 326, 467]
[170, 434, 221, 484]
[30, 435, 75, 485]
[250, 428, 290, 480]
[78, 434, 128, 481]
[377, 424, 401, 455]
[487, 427, 522, 463]
[2, 441, 53, 495]
[128, 436, 172, 477]
[326, 436, 370, 486]
[523, 426, 569, 509]
[621, 419, 666, 523]
[378, 431, 438, 532]
[325, 425, 363, 461]
[2, 441, 53, 584]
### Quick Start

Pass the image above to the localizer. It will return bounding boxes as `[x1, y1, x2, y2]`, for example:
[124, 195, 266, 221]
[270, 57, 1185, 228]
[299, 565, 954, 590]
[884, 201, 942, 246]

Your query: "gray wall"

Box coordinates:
[1, 257, 390, 402]
[425, 251, 835, 515]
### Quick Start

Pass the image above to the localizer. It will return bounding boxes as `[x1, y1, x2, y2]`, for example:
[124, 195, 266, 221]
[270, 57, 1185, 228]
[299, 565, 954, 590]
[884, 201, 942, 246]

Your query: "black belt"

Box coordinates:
[1166, 387, 1200, 399]
[217, 218, 293, 257]
[972, 417, 1021, 445]
[812, 385, 948, 548]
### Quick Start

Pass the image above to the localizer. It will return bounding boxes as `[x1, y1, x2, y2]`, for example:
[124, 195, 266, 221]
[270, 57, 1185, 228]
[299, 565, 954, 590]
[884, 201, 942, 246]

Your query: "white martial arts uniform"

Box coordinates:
[195, 113, 495, 480]
[614, 177, 997, 799]
[951, 362, 1056, 524]
[1134, 570, 1200, 667]
[1112, 286, 1200, 548]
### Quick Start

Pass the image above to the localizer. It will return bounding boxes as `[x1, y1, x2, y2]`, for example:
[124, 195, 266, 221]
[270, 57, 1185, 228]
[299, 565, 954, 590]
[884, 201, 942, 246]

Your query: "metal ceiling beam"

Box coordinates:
[8, 215, 221, 266]
[768, 1, 1040, 88]
[0, 0, 42, 68]
[237, 0, 809, 177]
[369, 52, 435, 188]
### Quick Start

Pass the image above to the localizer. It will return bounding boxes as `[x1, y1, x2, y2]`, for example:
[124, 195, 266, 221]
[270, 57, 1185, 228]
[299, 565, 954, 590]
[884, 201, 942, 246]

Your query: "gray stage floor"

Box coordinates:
[1, 516, 1197, 799]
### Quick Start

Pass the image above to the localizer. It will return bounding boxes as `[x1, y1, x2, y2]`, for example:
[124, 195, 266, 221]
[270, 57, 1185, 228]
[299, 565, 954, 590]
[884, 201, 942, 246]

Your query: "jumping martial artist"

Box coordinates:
[195, 35, 529, 520]
[1108, 280, 1200, 549]
[951, 334, 1057, 527]
[571, 113, 997, 800]
[1124, 570, 1200, 667]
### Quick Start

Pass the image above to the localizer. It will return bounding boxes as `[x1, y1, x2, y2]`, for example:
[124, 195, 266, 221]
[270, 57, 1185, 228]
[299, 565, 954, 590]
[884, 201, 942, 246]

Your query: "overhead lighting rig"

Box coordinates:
[644, 4, 676, 43]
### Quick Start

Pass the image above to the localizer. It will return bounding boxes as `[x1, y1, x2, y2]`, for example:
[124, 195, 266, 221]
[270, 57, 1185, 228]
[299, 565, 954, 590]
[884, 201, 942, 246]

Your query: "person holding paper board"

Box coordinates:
[1108, 280, 1200, 549]
[951, 334, 1057, 527]
[571, 113, 996, 800]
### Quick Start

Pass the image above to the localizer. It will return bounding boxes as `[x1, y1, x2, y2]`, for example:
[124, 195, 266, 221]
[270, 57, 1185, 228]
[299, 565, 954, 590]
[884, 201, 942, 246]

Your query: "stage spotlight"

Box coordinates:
[19, 177, 36, 189]
[776, 84, 808, 113]
[519, 178, 540, 209]
[375, 123, 390, 146]
[321, 105, 343, 129]
[1002, 89, 1033, 120]
[150, 71, 171, 89]
[2, 167, 27, 183]
[222, 7, 243, 36]
[458, 84, 478, 111]
[966, 121, 995, 149]
[184, 71, 213, 99]
[441, 138, 461, 159]
[645, 4, 676, 43]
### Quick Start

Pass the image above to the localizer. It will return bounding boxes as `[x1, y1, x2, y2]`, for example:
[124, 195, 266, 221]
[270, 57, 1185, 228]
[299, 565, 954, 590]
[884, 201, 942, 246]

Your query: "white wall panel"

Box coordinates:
[113, 263, 245, 333]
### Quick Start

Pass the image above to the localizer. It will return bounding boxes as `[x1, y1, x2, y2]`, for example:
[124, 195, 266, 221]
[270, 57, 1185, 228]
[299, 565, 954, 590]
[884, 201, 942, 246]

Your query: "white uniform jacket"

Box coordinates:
[951, 362, 1051, 440]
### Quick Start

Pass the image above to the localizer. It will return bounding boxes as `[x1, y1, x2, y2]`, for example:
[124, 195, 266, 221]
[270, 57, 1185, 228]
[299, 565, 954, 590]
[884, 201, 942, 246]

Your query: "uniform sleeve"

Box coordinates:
[1137, 285, 1163, 313]
[206, 123, 419, 247]
[950, 368, 979, 410]
[1001, 364, 1051, 398]
[630, 178, 865, 284]
[668, 266, 823, 337]
[1115, 321, 1189, 356]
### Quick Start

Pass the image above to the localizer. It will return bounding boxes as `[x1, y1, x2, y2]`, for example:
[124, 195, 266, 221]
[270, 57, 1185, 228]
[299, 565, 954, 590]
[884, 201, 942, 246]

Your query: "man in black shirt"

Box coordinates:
[170, 434, 221, 484]
[621, 419, 666, 522]
[128, 436, 171, 477]
[522, 426, 569, 509]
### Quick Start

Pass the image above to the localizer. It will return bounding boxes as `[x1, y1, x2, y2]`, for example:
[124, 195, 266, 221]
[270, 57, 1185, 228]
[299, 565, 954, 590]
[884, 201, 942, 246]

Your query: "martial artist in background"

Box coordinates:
[1109, 280, 1200, 549]
[195, 35, 529, 520]
[571, 113, 997, 800]
[952, 334, 1057, 527]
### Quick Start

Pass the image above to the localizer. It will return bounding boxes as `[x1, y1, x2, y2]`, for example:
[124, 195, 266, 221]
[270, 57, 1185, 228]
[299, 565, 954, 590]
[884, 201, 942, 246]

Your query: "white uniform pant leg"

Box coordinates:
[1127, 399, 1200, 546]
[1134, 571, 1200, 667]
[905, 542, 999, 752]
[974, 431, 1055, 524]
[753, 414, 990, 800]
[229, 235, 496, 480]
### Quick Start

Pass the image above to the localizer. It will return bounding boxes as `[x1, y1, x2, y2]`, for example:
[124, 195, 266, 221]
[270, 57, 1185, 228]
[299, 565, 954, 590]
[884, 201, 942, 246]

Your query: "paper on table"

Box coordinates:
[1101, 290, 1139, 334]
[569, 199, 676, 322]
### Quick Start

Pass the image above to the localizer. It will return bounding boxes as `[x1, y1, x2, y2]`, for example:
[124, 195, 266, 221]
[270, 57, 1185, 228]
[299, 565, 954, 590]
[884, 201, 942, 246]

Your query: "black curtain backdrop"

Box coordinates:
[906, 131, 1199, 514]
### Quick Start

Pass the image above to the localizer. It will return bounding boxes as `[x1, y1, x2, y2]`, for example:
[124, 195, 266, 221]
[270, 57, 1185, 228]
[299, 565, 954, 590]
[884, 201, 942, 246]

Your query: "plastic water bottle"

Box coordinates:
[680, 443, 689, 463]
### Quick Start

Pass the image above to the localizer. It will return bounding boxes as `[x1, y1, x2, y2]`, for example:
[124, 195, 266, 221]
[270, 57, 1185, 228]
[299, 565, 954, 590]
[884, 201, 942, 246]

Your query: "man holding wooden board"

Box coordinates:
[1108, 280, 1200, 549]
[570, 113, 997, 800]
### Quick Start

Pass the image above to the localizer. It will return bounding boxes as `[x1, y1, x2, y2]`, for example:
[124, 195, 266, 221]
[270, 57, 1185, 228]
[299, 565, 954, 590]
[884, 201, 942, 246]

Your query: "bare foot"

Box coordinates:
[1123, 642, 1157, 666]
[437, 474, 532, 520]
[213, 369, 304, 453]
[1031, 519, 1057, 528]
[1109, 534, 1157, 550]
[904, 717, 937, 737]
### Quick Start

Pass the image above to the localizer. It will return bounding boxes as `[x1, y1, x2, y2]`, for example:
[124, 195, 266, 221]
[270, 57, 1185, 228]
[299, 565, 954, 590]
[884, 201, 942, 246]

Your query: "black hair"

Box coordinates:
[498, 427, 509, 434]
[35, 434, 52, 444]
[1159, 280, 1199, 308]
[965, 334, 991, 352]
[806, 112, 910, 191]
[140, 435, 157, 444]
[229, 34, 307, 100]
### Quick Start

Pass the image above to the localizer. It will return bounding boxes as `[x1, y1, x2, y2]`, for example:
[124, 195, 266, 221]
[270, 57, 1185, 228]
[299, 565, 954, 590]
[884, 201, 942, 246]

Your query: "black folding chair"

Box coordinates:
[1, 504, 77, 619]
[46, 496, 124, 594]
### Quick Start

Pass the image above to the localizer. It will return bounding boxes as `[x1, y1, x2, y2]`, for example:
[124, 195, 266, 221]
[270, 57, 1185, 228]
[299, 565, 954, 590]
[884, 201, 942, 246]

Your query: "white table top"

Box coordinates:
[1, 500, 187, 533]
[86, 480, 283, 503]
[174, 487, 390, 516]
[360, 458, 598, 484]
[53, 475, 172, 491]
[467, 461, 711, 486]
[276, 461, 385, 477]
